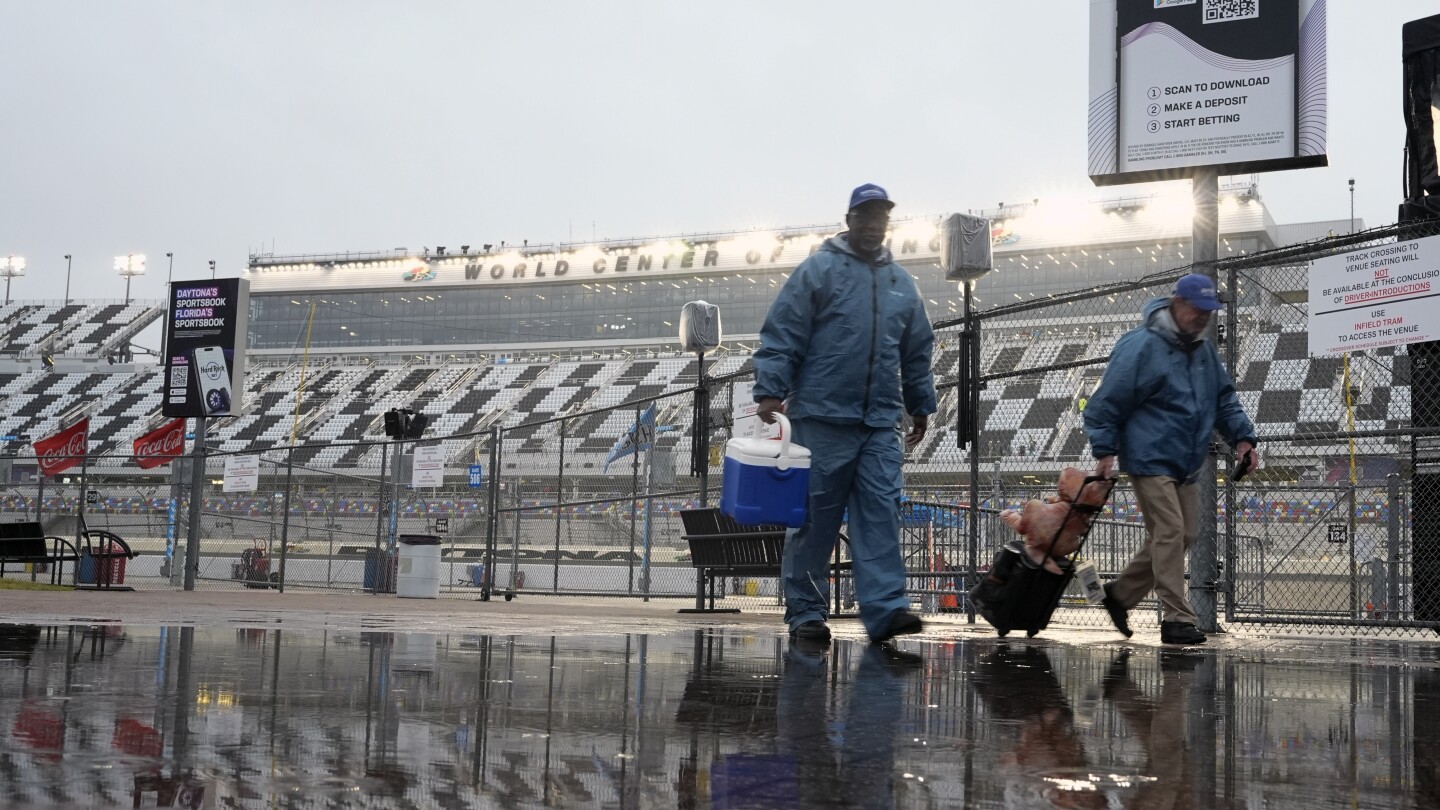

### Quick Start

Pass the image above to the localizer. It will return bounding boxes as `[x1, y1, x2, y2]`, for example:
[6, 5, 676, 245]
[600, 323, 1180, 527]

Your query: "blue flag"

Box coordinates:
[604, 404, 657, 472]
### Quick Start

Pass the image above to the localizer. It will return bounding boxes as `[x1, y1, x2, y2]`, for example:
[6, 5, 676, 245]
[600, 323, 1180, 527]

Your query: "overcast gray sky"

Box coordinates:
[1, 1, 1434, 302]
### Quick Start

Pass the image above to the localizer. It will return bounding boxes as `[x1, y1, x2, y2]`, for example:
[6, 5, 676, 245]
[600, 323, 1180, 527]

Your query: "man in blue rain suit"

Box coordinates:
[753, 183, 936, 644]
[1084, 273, 1260, 645]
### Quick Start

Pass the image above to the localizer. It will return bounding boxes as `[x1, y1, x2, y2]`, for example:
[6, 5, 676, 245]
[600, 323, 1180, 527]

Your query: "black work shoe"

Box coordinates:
[871, 610, 923, 642]
[1159, 649, 1205, 673]
[789, 636, 831, 658]
[1101, 585, 1133, 638]
[790, 620, 832, 641]
[1160, 621, 1207, 645]
[869, 642, 924, 676]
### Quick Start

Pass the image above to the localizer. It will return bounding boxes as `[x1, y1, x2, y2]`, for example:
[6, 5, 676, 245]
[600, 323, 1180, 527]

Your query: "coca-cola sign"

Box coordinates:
[33, 418, 89, 477]
[133, 418, 186, 469]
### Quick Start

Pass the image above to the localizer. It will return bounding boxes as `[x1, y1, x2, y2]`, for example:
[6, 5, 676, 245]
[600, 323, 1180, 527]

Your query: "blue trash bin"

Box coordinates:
[77, 548, 97, 585]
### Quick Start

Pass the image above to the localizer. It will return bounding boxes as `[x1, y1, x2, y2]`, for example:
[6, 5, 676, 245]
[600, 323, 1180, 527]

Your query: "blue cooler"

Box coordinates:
[720, 413, 811, 527]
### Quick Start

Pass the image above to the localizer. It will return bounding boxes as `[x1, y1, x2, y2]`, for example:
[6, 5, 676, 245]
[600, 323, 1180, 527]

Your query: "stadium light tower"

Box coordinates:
[115, 254, 146, 304]
[64, 255, 72, 304]
[1, 256, 24, 305]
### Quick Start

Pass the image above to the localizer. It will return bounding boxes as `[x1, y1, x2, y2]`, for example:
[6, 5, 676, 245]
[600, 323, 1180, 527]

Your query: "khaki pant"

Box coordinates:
[1110, 476, 1198, 624]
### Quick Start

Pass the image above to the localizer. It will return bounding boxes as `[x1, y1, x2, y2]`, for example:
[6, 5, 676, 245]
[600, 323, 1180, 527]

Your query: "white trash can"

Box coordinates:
[396, 535, 442, 599]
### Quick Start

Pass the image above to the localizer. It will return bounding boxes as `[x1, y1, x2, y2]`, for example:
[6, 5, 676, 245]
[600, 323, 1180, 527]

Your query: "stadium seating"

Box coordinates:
[0, 302, 1414, 479]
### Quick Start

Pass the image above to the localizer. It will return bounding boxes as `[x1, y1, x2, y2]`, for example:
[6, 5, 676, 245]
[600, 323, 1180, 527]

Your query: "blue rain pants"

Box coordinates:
[782, 417, 910, 639]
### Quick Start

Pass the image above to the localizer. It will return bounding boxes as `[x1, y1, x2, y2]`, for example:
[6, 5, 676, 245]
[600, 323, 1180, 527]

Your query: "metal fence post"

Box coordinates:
[1387, 473, 1402, 618]
[510, 477, 522, 598]
[1223, 260, 1240, 624]
[1349, 480, 1359, 620]
[553, 418, 565, 594]
[370, 441, 389, 595]
[35, 463, 44, 530]
[1190, 166, 1221, 633]
[277, 446, 294, 593]
[183, 416, 207, 591]
[963, 282, 982, 624]
[629, 402, 640, 596]
[483, 426, 500, 602]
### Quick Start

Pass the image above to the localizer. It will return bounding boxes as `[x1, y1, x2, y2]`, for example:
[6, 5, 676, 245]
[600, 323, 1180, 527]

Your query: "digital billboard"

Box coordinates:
[1088, 0, 1327, 185]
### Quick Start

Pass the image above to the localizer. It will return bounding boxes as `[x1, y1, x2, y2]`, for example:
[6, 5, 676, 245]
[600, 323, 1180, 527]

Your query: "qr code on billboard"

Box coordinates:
[1203, 0, 1258, 23]
[169, 364, 188, 390]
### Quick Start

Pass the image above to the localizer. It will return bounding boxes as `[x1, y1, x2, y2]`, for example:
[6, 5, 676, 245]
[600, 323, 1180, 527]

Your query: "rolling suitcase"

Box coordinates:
[969, 475, 1114, 637]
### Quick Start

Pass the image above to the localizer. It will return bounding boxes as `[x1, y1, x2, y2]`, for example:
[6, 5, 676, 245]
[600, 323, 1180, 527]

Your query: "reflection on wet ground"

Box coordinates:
[2, 623, 1438, 808]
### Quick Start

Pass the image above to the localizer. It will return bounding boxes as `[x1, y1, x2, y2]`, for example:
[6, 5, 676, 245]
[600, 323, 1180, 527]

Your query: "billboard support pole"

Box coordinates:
[964, 280, 982, 624]
[183, 416, 207, 591]
[1191, 166, 1222, 633]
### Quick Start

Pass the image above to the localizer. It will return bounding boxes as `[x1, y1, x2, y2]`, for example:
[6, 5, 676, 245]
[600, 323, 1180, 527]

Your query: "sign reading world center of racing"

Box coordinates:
[1308, 234, 1440, 357]
[1087, 0, 1327, 185]
[163, 278, 250, 419]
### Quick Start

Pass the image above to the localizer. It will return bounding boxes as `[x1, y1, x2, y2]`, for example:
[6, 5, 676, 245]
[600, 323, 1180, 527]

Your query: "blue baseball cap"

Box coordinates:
[1174, 273, 1223, 311]
[848, 183, 895, 212]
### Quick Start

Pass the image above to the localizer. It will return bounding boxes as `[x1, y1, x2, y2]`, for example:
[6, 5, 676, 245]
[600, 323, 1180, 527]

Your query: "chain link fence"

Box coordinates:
[5, 219, 1440, 636]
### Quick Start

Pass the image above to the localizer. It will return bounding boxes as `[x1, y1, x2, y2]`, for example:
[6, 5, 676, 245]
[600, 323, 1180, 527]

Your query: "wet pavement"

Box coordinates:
[2, 616, 1439, 809]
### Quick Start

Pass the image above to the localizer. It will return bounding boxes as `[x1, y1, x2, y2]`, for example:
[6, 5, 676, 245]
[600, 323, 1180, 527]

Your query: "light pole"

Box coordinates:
[115, 254, 147, 304]
[0, 256, 24, 305]
[208, 260, 216, 280]
[63, 255, 72, 304]
[166, 252, 174, 285]
[1348, 178, 1356, 234]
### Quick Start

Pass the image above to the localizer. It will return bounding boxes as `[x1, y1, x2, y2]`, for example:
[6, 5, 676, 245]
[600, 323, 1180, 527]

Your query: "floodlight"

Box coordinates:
[113, 254, 146, 276]
[2, 256, 26, 305]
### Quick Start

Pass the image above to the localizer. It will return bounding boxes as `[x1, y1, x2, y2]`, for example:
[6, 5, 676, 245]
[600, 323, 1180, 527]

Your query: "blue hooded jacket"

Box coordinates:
[1084, 296, 1257, 483]
[753, 234, 937, 427]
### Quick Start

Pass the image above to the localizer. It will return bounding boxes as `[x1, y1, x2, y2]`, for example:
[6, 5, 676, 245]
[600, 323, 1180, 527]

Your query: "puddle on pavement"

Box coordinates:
[2, 623, 1438, 808]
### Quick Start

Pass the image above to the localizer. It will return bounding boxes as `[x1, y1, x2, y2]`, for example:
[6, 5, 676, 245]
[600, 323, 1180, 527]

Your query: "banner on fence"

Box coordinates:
[33, 418, 88, 477]
[133, 418, 187, 469]
[224, 455, 259, 492]
[604, 404, 656, 472]
[412, 445, 445, 488]
[1308, 233, 1440, 355]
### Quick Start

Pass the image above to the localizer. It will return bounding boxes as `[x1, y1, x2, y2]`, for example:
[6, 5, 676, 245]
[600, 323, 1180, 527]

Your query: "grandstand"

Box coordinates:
[0, 185, 1388, 491]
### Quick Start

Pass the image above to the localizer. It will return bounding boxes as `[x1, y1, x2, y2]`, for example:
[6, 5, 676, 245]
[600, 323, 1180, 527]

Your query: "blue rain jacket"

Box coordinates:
[1084, 297, 1257, 483]
[753, 235, 936, 427]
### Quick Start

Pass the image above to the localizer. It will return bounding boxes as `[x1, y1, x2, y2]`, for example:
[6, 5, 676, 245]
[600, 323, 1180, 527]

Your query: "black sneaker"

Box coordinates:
[1101, 585, 1133, 638]
[790, 620, 832, 641]
[871, 610, 923, 642]
[1160, 621, 1207, 645]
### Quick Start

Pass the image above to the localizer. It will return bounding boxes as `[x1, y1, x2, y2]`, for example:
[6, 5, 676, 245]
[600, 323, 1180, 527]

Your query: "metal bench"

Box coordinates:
[677, 508, 787, 614]
[677, 508, 853, 615]
[0, 522, 136, 590]
[0, 521, 80, 587]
